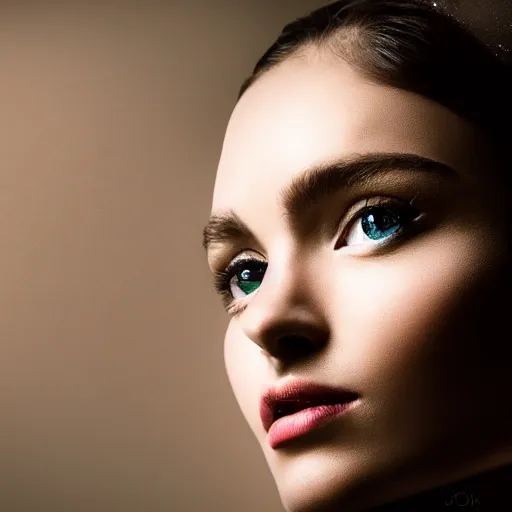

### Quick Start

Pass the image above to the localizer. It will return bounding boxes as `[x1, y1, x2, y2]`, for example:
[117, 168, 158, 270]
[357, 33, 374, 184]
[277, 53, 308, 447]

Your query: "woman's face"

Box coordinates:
[204, 53, 511, 511]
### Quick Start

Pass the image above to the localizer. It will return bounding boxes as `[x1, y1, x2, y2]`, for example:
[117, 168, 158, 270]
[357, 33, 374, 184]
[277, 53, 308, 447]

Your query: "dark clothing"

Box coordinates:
[368, 463, 512, 511]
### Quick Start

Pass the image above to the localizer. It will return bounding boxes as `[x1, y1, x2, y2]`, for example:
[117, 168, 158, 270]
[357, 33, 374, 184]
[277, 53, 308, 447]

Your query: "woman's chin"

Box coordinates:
[266, 446, 387, 512]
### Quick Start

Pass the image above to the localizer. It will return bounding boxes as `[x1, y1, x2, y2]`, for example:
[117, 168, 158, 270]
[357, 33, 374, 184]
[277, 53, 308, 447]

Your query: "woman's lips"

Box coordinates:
[260, 378, 359, 448]
[267, 401, 356, 449]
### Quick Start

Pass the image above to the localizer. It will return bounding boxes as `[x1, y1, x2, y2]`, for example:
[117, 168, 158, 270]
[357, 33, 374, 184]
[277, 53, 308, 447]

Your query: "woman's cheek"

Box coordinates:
[330, 223, 500, 375]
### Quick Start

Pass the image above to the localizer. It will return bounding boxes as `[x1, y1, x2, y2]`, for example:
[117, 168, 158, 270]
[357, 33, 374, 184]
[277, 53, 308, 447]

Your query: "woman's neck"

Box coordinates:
[368, 462, 512, 511]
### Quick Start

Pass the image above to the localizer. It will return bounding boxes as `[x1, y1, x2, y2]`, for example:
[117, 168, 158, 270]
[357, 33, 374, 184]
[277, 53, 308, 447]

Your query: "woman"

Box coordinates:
[202, 0, 512, 510]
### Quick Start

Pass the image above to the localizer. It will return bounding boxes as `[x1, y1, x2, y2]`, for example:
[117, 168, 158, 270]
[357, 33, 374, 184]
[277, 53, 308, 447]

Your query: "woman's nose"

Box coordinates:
[238, 260, 330, 361]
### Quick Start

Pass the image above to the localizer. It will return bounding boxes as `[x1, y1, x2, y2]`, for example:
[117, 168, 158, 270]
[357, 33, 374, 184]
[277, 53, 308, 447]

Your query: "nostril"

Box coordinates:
[275, 334, 317, 359]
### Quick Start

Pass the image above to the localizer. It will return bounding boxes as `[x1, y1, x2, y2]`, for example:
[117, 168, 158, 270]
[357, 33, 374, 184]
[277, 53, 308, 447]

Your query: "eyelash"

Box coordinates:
[212, 197, 421, 316]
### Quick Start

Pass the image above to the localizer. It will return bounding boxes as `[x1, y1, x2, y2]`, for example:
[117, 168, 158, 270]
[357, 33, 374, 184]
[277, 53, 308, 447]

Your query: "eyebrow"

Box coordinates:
[202, 152, 456, 253]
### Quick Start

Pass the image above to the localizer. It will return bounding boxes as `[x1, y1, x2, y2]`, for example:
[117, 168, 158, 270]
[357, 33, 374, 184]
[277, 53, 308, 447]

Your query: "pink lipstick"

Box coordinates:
[260, 379, 359, 449]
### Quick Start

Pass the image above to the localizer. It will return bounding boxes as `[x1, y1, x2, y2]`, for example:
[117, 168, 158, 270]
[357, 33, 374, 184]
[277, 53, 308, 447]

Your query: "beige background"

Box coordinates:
[0, 2, 508, 511]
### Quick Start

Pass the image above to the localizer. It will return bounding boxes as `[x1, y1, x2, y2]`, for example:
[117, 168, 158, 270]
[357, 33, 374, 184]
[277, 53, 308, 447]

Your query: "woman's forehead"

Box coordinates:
[212, 56, 489, 212]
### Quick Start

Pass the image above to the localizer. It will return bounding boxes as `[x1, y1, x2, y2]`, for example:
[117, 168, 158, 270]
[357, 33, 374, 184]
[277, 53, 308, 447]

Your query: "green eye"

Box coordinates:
[238, 269, 261, 294]
[228, 259, 267, 299]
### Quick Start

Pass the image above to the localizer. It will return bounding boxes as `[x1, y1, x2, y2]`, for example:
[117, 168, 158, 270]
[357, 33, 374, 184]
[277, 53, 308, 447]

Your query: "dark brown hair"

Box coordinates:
[237, 0, 511, 169]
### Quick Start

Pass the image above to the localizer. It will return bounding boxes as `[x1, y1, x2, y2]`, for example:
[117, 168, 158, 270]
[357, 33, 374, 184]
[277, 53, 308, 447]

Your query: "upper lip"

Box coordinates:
[260, 378, 359, 432]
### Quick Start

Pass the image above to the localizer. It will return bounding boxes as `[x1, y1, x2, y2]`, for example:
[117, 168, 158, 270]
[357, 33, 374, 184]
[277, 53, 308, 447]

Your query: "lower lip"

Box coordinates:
[267, 401, 355, 449]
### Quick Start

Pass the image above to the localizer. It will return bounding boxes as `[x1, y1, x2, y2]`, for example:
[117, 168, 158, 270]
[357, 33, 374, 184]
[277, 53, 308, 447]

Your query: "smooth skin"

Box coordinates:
[206, 51, 512, 511]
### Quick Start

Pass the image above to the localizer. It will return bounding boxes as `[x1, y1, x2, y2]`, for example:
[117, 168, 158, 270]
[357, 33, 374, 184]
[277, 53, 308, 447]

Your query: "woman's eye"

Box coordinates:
[345, 204, 413, 246]
[212, 255, 268, 313]
[227, 259, 267, 299]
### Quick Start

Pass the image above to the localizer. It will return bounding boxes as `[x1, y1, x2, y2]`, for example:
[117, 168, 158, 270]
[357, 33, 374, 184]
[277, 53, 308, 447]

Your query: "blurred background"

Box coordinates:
[0, 1, 508, 511]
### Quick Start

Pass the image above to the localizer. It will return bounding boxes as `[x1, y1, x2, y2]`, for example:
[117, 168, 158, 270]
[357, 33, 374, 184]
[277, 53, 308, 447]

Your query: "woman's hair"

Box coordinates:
[237, 0, 511, 169]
